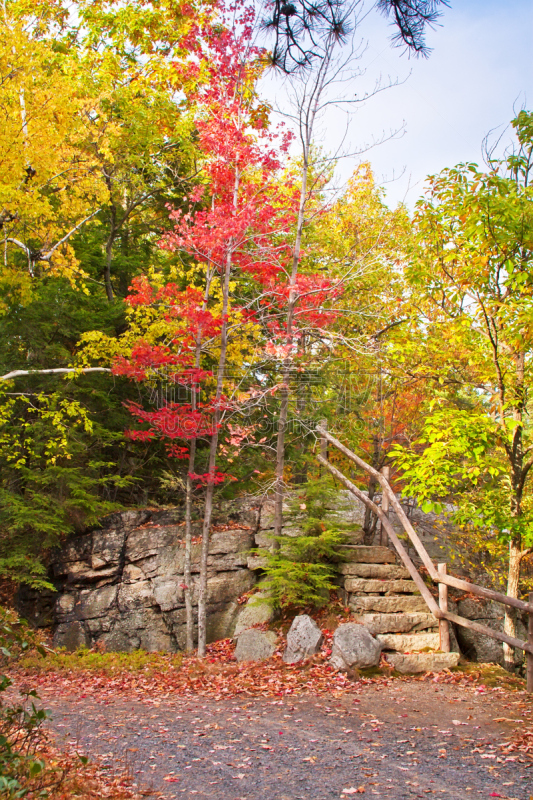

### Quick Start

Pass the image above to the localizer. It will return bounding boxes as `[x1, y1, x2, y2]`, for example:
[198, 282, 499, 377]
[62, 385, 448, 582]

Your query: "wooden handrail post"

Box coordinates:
[526, 592, 533, 694]
[380, 466, 390, 548]
[438, 563, 451, 653]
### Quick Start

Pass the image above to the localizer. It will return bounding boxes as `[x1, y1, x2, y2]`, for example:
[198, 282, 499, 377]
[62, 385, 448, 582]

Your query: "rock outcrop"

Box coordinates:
[52, 504, 258, 652]
[454, 598, 527, 667]
[22, 488, 520, 666]
[233, 590, 276, 638]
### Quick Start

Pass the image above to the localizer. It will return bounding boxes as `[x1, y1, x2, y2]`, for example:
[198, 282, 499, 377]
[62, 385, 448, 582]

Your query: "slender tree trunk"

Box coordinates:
[183, 275, 212, 652]
[102, 173, 118, 301]
[502, 350, 526, 670]
[273, 198, 306, 538]
[362, 433, 380, 544]
[293, 339, 309, 485]
[503, 536, 523, 671]
[104, 220, 116, 302]
[196, 267, 230, 656]
[183, 443, 196, 653]
[197, 187, 235, 656]
[273, 43, 333, 539]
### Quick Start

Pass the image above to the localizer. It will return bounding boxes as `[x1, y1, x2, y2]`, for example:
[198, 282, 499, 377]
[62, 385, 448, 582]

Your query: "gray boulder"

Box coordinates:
[330, 623, 382, 671]
[233, 592, 275, 637]
[235, 629, 278, 662]
[283, 615, 323, 663]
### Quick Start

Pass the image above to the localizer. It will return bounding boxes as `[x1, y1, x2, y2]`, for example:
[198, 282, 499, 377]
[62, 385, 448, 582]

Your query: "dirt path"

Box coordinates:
[36, 681, 532, 800]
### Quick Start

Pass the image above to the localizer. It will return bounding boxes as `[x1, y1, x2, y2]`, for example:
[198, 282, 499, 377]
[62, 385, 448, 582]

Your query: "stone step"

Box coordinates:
[384, 651, 460, 674]
[358, 612, 438, 634]
[377, 631, 440, 652]
[339, 546, 396, 564]
[339, 563, 410, 579]
[344, 578, 417, 594]
[342, 534, 364, 545]
[350, 595, 429, 614]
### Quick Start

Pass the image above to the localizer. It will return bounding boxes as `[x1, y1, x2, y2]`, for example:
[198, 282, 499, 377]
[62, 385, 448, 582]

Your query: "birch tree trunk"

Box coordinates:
[196, 249, 231, 656]
[503, 537, 523, 670]
[183, 273, 212, 652]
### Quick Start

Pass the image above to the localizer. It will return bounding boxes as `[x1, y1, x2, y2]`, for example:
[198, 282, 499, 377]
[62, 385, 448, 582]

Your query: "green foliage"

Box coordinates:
[0, 387, 130, 588]
[290, 474, 338, 526]
[0, 607, 49, 799]
[392, 111, 533, 597]
[257, 478, 348, 610]
[391, 409, 533, 586]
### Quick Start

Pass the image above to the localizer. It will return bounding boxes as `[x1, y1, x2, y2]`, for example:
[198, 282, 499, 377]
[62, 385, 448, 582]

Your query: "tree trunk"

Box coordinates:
[362, 434, 380, 545]
[197, 239, 233, 657]
[502, 349, 526, 670]
[183, 443, 196, 653]
[273, 360, 291, 541]
[503, 536, 523, 671]
[104, 209, 117, 302]
[293, 343, 310, 485]
[362, 476, 378, 545]
[183, 276, 212, 652]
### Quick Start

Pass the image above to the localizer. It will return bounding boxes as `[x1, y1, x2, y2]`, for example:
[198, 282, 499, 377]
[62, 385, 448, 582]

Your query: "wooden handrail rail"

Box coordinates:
[316, 425, 533, 616]
[317, 453, 533, 657]
[316, 454, 442, 619]
[317, 425, 438, 577]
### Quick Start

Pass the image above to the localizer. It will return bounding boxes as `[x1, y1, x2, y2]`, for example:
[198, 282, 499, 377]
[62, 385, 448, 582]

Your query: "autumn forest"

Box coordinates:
[1, 1, 533, 795]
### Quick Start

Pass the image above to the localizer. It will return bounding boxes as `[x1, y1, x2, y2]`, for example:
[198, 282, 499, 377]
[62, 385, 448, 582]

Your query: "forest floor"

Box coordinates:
[9, 656, 533, 800]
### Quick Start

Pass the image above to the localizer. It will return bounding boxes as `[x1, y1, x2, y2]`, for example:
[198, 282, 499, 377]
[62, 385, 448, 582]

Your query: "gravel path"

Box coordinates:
[39, 682, 532, 799]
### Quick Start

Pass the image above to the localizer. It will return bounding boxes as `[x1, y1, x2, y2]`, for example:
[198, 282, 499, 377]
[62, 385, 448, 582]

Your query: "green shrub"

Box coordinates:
[256, 477, 348, 610]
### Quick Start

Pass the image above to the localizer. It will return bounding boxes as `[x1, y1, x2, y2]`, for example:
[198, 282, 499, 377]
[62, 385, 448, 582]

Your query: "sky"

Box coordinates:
[261, 0, 533, 209]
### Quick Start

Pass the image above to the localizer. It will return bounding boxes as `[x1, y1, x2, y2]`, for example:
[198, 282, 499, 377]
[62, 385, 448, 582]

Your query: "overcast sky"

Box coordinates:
[261, 0, 533, 209]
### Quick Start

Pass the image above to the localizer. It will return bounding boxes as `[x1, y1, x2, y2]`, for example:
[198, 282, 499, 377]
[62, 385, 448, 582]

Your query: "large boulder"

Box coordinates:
[233, 592, 275, 637]
[235, 629, 278, 662]
[283, 615, 323, 663]
[330, 623, 382, 671]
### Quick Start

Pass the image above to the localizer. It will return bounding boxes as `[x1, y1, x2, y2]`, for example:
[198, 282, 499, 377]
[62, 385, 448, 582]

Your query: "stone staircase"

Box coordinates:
[339, 544, 460, 673]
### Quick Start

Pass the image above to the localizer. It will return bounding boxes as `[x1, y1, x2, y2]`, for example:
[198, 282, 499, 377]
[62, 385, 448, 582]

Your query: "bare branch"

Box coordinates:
[1, 367, 111, 383]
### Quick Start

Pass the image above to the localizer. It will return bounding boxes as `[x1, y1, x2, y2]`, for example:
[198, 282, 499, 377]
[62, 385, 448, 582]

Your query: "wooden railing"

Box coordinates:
[316, 424, 533, 692]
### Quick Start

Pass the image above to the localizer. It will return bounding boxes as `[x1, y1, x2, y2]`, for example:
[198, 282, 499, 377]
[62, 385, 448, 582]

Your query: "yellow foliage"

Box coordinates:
[0, 13, 106, 293]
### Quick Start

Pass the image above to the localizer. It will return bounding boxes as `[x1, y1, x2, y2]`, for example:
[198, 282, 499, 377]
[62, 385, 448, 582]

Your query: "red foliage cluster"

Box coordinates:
[125, 402, 216, 441]
[113, 2, 346, 487]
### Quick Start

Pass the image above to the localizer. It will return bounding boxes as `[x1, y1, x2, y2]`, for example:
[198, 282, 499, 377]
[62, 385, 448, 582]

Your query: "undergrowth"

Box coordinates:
[452, 662, 526, 691]
[1, 608, 156, 798]
[19, 647, 183, 675]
